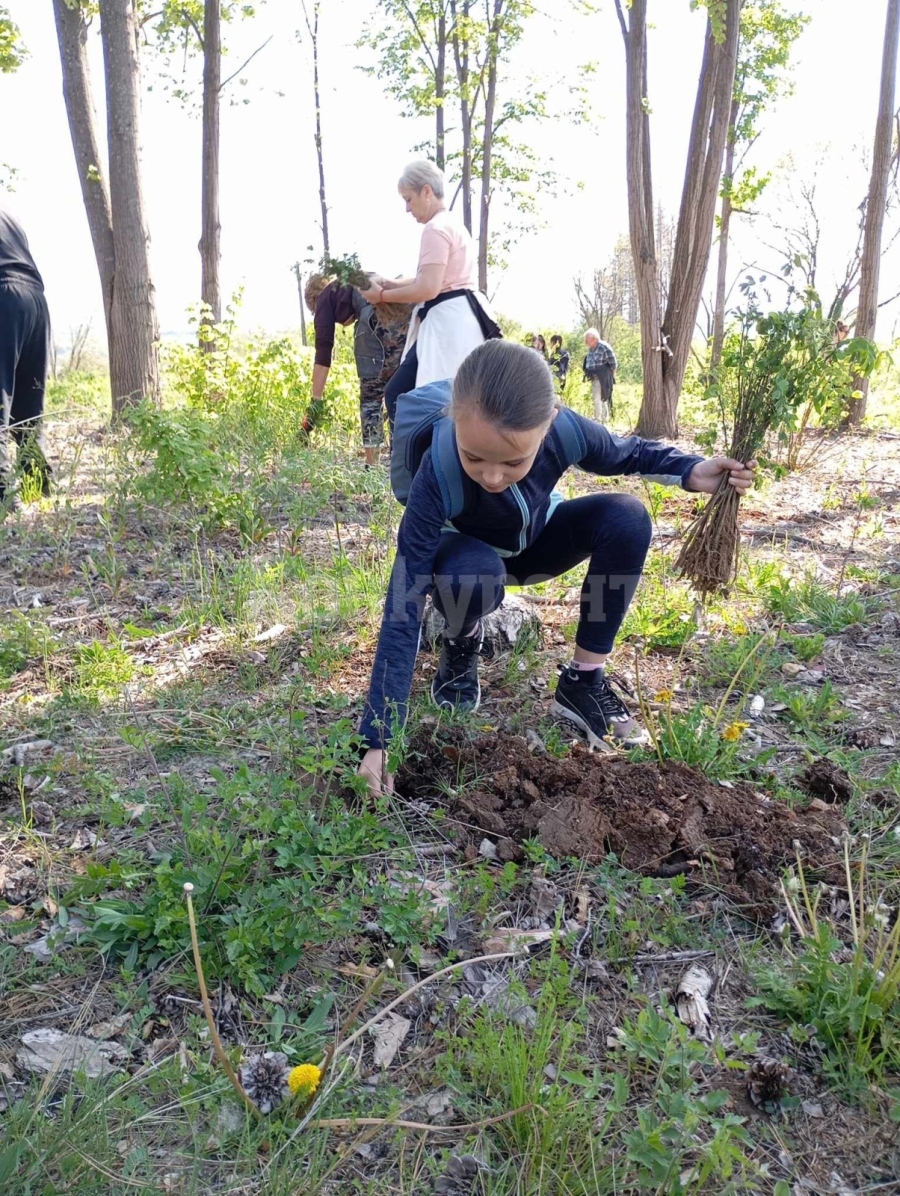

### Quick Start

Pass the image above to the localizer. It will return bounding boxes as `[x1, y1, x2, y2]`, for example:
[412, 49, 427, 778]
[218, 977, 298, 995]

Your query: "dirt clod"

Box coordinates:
[400, 730, 844, 914]
[799, 758, 854, 805]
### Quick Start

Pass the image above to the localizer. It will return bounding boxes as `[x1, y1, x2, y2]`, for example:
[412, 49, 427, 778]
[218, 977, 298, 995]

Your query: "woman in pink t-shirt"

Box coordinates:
[361, 160, 498, 421]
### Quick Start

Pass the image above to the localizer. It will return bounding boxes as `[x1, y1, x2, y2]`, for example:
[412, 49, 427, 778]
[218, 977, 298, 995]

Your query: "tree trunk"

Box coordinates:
[477, 2, 502, 292]
[435, 9, 446, 171]
[451, 0, 473, 231]
[710, 96, 739, 372]
[617, 0, 667, 437]
[52, 0, 116, 369]
[310, 1, 329, 255]
[200, 0, 221, 341]
[99, 0, 161, 415]
[293, 264, 308, 346]
[846, 0, 900, 427]
[654, 0, 740, 437]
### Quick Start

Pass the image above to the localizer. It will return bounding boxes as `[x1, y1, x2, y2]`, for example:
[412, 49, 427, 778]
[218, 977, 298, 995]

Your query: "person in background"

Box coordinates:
[361, 160, 498, 424]
[549, 334, 569, 392]
[304, 274, 410, 467]
[0, 207, 52, 506]
[531, 333, 548, 359]
[583, 328, 617, 424]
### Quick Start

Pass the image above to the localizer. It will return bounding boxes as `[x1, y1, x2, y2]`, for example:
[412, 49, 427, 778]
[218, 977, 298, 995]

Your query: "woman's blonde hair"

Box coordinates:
[304, 273, 334, 313]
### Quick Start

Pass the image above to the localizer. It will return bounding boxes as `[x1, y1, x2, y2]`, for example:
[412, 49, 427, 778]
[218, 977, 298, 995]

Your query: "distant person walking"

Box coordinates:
[303, 274, 410, 467]
[0, 208, 52, 505]
[549, 334, 569, 392]
[361, 160, 499, 423]
[583, 328, 617, 424]
[531, 333, 547, 359]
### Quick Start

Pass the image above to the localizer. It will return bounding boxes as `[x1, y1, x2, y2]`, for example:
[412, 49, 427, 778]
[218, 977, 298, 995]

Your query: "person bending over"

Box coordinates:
[357, 340, 756, 796]
[0, 208, 52, 505]
[303, 274, 409, 467]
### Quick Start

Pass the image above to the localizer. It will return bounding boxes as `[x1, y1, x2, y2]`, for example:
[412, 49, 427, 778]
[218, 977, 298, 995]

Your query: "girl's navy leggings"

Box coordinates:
[431, 492, 653, 654]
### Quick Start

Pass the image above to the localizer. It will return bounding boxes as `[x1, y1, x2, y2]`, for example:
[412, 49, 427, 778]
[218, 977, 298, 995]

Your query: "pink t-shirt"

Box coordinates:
[417, 209, 477, 292]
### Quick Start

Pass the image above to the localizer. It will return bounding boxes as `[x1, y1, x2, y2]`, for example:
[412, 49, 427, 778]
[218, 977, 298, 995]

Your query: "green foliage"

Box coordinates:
[0, 6, 26, 74]
[703, 296, 880, 461]
[610, 1002, 756, 1192]
[751, 844, 900, 1095]
[73, 747, 434, 996]
[765, 575, 869, 633]
[145, 2, 259, 106]
[68, 639, 138, 704]
[732, 2, 809, 147]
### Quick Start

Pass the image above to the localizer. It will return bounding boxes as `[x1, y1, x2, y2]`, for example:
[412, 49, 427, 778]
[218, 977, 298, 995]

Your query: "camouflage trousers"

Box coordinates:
[359, 320, 407, 448]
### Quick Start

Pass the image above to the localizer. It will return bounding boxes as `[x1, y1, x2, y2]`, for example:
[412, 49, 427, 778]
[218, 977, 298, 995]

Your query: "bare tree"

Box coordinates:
[450, 0, 474, 232]
[477, 0, 504, 291]
[710, 1, 807, 370]
[200, 0, 221, 332]
[301, 0, 330, 256]
[756, 147, 900, 322]
[52, 0, 116, 372]
[100, 0, 161, 412]
[615, 0, 740, 438]
[847, 0, 900, 427]
[574, 236, 638, 338]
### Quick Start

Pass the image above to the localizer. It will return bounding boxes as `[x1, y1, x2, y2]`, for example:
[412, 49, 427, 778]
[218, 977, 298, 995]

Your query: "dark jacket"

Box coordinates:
[314, 282, 403, 380]
[0, 210, 44, 288]
[360, 411, 703, 747]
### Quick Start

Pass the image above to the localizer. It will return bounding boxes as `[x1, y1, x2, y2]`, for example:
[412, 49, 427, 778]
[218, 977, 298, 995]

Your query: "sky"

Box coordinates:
[0, 0, 896, 349]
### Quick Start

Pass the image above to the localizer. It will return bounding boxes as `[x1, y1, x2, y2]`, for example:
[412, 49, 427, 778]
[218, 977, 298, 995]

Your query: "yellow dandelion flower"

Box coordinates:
[654, 689, 675, 703]
[721, 721, 749, 743]
[288, 1063, 322, 1097]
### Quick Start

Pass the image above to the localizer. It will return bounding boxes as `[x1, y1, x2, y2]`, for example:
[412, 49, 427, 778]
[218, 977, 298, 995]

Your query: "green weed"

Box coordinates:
[73, 746, 435, 995]
[765, 575, 869, 633]
[751, 838, 900, 1096]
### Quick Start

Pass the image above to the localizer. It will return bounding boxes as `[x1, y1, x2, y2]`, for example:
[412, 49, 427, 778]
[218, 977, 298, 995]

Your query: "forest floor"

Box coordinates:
[1, 397, 900, 1195]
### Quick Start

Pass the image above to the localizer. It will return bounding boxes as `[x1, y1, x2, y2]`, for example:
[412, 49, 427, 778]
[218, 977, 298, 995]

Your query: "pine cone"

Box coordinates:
[434, 1155, 482, 1195]
[239, 1051, 290, 1114]
[747, 1057, 791, 1109]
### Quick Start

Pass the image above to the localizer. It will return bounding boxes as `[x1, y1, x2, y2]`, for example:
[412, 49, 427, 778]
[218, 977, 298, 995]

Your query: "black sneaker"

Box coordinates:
[432, 626, 486, 712]
[551, 666, 648, 747]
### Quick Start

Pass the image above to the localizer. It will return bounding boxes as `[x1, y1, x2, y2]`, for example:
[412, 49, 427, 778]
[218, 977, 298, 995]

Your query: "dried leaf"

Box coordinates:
[370, 1013, 410, 1069]
[69, 828, 98, 851]
[482, 927, 556, 954]
[675, 964, 713, 1040]
[17, 1028, 128, 1077]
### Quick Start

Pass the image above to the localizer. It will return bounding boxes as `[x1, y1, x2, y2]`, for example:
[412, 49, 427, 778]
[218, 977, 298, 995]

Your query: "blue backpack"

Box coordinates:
[390, 378, 588, 519]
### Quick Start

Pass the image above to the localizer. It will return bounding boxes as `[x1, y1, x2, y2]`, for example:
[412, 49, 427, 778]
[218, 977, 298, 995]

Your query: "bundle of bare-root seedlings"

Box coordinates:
[321, 253, 410, 330]
[676, 313, 796, 597]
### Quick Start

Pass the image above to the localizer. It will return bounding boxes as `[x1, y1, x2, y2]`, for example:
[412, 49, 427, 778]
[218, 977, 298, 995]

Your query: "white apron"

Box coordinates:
[401, 291, 496, 386]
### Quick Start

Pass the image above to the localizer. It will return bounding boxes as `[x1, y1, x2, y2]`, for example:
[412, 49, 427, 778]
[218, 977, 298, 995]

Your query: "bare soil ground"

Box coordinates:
[1, 419, 899, 1193]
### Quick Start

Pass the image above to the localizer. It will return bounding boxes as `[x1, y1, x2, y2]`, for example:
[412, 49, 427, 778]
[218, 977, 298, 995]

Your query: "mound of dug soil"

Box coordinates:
[399, 731, 845, 915]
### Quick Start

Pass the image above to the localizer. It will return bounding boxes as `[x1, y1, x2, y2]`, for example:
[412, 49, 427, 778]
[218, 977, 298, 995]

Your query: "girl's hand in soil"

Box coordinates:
[687, 457, 758, 496]
[359, 748, 394, 799]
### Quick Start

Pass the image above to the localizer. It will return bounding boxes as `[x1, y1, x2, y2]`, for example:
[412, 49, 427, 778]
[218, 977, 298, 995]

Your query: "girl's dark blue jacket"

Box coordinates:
[360, 409, 703, 749]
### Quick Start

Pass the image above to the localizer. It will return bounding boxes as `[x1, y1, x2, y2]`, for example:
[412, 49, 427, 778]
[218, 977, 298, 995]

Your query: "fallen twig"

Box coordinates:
[306, 1104, 537, 1134]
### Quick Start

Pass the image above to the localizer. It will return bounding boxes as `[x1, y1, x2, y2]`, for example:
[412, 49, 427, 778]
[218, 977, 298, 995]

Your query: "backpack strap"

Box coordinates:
[430, 417, 469, 521]
[550, 406, 587, 469]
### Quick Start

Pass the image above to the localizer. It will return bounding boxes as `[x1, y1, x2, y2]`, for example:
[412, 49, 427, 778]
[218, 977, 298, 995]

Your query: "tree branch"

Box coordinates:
[179, 6, 204, 51]
[219, 34, 273, 91]
[399, 0, 438, 73]
[613, 0, 628, 42]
